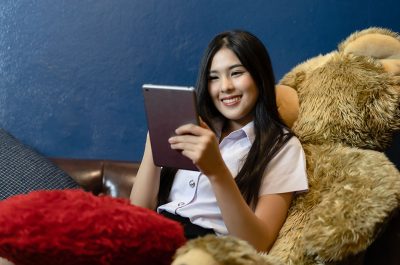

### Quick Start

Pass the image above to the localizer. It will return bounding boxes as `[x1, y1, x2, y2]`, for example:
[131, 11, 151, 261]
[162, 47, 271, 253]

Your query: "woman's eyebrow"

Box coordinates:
[209, 64, 244, 73]
[229, 64, 244, 70]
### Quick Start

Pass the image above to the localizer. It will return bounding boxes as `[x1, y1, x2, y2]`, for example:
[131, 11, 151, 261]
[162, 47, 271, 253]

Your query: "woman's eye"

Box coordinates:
[209, 76, 218, 81]
[231, 71, 244, 77]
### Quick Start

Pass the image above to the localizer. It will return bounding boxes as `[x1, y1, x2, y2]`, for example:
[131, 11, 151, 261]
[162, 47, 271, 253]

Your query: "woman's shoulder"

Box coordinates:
[286, 134, 302, 147]
[260, 133, 308, 195]
[273, 134, 305, 163]
[280, 128, 303, 149]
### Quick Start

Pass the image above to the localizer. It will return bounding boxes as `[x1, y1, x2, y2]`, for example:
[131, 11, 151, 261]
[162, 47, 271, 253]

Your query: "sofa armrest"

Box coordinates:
[50, 158, 139, 199]
[103, 161, 139, 198]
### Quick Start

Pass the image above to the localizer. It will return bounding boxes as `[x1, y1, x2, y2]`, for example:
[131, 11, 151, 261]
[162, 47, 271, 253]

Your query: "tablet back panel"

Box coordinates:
[142, 84, 199, 171]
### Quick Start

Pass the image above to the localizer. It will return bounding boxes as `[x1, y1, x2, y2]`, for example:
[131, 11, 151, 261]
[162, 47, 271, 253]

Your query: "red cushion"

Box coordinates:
[0, 189, 185, 265]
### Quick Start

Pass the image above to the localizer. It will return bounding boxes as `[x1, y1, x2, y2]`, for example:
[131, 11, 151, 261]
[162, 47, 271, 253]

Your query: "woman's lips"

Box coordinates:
[221, 96, 241, 106]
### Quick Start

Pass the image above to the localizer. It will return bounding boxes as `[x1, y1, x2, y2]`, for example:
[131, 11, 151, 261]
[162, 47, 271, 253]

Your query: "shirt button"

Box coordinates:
[189, 179, 195, 188]
[178, 202, 185, 207]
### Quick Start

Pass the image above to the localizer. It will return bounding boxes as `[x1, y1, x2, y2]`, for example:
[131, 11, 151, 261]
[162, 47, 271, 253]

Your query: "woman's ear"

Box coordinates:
[275, 85, 299, 128]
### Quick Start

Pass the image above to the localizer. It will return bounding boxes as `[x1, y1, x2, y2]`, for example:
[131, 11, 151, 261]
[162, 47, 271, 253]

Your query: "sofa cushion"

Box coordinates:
[0, 189, 186, 265]
[0, 128, 79, 200]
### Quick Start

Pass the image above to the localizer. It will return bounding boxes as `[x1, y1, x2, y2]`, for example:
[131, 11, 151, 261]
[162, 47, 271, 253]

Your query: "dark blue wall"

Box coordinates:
[0, 0, 399, 165]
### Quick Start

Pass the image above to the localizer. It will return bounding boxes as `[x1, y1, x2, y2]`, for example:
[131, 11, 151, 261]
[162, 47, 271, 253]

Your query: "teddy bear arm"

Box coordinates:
[171, 248, 220, 265]
[302, 151, 400, 262]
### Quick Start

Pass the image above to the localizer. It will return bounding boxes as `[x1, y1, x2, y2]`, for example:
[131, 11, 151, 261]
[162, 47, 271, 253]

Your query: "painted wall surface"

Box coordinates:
[0, 0, 399, 166]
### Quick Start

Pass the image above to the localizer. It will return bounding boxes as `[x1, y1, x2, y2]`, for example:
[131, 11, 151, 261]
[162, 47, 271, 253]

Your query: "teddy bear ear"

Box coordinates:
[339, 27, 400, 76]
[338, 27, 400, 59]
[275, 85, 299, 128]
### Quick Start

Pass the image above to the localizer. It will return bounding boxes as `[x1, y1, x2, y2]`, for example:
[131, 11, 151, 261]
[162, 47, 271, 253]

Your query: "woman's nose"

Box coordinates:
[220, 77, 234, 93]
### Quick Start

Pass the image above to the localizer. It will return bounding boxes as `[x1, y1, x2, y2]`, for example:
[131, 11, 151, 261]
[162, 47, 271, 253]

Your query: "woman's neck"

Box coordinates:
[225, 120, 249, 134]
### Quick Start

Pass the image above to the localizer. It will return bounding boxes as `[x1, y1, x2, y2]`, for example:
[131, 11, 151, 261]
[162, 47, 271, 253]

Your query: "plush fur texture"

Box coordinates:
[268, 27, 400, 264]
[282, 52, 400, 150]
[172, 235, 284, 265]
[0, 189, 186, 265]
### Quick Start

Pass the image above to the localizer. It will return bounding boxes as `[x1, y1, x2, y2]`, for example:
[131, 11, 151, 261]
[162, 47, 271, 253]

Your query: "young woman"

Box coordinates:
[130, 30, 308, 252]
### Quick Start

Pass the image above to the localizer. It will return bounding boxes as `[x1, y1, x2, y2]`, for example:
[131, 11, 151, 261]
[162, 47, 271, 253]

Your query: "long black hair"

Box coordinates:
[158, 30, 293, 208]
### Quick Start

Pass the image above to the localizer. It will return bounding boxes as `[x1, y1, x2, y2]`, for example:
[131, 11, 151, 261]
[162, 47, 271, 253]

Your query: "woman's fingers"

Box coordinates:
[169, 134, 199, 146]
[169, 140, 202, 164]
[174, 123, 211, 136]
[168, 120, 221, 171]
[169, 141, 197, 152]
[169, 131, 213, 160]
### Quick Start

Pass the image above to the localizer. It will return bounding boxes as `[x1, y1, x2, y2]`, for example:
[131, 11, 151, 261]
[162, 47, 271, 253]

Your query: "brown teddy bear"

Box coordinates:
[268, 26, 400, 264]
[171, 27, 400, 265]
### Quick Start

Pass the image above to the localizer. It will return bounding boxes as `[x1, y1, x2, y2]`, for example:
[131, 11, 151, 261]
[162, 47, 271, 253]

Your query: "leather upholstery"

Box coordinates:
[50, 158, 139, 199]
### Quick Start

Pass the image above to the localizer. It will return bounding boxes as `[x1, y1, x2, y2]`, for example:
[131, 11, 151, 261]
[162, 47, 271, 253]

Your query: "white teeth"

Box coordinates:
[222, 96, 241, 104]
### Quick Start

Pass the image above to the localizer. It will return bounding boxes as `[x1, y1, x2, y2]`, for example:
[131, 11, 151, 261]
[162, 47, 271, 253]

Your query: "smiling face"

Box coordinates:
[208, 47, 259, 132]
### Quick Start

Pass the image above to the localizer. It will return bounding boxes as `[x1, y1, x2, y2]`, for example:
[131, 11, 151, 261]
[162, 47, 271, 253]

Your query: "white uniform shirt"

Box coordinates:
[157, 121, 308, 235]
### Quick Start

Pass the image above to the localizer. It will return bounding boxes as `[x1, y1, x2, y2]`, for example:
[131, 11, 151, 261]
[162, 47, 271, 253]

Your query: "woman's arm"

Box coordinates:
[169, 122, 293, 252]
[209, 170, 292, 252]
[130, 133, 161, 210]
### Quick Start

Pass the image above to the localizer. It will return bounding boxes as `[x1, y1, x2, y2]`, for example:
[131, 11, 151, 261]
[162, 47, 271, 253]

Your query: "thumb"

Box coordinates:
[199, 117, 211, 130]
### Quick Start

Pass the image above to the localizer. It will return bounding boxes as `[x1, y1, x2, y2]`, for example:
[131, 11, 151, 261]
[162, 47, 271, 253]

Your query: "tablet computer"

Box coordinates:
[142, 84, 199, 171]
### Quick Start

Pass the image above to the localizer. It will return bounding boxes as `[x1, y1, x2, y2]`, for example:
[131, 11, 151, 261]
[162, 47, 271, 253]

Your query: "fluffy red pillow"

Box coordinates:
[0, 189, 185, 265]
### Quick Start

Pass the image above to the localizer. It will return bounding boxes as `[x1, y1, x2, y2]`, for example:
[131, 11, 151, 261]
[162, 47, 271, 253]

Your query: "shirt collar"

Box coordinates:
[211, 118, 255, 144]
[241, 121, 255, 143]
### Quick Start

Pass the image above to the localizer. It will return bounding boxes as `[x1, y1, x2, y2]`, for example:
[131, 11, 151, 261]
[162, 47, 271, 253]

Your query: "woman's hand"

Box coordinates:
[168, 120, 225, 177]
